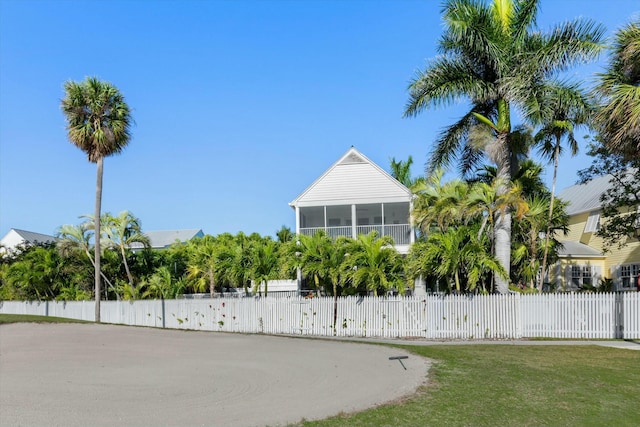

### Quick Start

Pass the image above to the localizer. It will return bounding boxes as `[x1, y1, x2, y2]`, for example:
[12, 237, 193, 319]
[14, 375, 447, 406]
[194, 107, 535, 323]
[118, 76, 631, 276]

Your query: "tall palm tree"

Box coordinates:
[61, 77, 132, 321]
[404, 0, 604, 293]
[594, 19, 640, 160]
[103, 210, 150, 287]
[535, 84, 591, 291]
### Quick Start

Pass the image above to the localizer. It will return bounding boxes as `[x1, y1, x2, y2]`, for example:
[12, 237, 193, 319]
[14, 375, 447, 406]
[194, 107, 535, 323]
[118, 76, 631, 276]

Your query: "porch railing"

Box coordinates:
[300, 224, 411, 245]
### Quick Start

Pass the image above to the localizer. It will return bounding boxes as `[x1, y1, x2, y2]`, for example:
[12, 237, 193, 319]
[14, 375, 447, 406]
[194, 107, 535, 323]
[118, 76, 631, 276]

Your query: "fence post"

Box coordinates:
[515, 293, 522, 339]
[615, 292, 624, 339]
[162, 298, 166, 329]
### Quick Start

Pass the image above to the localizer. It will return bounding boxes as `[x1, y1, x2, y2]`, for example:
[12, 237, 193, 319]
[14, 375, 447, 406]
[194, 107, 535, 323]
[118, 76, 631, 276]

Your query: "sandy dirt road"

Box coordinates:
[0, 323, 429, 427]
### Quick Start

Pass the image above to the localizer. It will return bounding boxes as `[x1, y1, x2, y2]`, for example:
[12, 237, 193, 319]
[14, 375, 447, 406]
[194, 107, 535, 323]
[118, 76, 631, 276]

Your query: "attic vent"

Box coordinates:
[340, 152, 366, 165]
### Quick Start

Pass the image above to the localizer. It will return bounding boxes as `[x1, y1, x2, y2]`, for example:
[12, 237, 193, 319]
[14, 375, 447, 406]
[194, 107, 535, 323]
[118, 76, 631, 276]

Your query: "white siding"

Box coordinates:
[295, 163, 410, 206]
[291, 148, 412, 208]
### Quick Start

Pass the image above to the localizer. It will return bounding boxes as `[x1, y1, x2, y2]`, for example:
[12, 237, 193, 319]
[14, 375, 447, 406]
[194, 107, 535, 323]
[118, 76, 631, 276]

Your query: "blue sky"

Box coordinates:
[1, 0, 638, 239]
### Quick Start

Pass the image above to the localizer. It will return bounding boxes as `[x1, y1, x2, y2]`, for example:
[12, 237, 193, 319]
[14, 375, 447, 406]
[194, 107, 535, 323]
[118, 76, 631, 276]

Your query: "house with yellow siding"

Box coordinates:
[548, 173, 640, 291]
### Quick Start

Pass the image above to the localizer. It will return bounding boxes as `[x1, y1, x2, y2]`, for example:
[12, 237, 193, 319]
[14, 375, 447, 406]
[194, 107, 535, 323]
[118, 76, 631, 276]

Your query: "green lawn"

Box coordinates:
[0, 313, 88, 324]
[300, 344, 640, 427]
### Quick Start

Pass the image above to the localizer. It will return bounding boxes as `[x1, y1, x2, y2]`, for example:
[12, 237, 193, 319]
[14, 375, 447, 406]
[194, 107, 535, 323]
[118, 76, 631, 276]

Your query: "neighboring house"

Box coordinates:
[130, 229, 205, 251]
[0, 228, 57, 255]
[289, 146, 414, 254]
[550, 174, 640, 292]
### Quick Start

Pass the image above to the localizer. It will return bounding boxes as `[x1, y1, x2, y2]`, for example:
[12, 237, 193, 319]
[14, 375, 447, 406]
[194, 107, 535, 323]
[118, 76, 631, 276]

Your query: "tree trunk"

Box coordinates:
[209, 270, 215, 298]
[539, 141, 560, 292]
[94, 157, 103, 322]
[84, 248, 119, 300]
[121, 244, 134, 286]
[493, 131, 512, 294]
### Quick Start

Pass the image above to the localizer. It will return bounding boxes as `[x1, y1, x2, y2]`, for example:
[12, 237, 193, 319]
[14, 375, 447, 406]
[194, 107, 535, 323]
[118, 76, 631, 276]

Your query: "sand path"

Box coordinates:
[0, 323, 429, 427]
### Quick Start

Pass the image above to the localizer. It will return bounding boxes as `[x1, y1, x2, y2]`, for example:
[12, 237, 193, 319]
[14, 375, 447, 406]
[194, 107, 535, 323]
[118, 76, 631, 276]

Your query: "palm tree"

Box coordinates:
[186, 236, 219, 297]
[467, 178, 529, 243]
[103, 211, 150, 287]
[250, 239, 280, 297]
[404, 0, 604, 293]
[57, 222, 119, 299]
[61, 77, 132, 321]
[412, 170, 471, 234]
[217, 232, 253, 295]
[412, 226, 506, 293]
[594, 19, 640, 160]
[343, 232, 404, 296]
[142, 266, 185, 299]
[296, 231, 350, 332]
[535, 84, 591, 291]
[275, 226, 294, 243]
[296, 231, 335, 294]
[389, 156, 425, 191]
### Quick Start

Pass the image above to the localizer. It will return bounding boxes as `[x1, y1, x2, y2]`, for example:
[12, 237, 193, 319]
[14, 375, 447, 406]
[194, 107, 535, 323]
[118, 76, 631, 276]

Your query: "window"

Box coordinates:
[571, 265, 592, 288]
[584, 212, 600, 233]
[620, 264, 640, 289]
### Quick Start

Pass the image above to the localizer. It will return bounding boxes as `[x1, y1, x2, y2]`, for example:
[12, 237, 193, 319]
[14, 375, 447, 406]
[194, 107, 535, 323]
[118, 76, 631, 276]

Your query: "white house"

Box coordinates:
[289, 147, 414, 254]
[0, 228, 57, 255]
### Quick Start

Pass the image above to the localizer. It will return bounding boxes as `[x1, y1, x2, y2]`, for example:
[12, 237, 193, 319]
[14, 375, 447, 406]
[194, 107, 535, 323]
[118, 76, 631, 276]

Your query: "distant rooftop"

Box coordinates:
[7, 228, 56, 244]
[131, 229, 204, 250]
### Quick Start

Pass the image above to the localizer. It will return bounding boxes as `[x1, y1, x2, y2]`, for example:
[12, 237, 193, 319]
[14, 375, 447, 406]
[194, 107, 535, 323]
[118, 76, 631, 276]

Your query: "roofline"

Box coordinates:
[289, 146, 413, 207]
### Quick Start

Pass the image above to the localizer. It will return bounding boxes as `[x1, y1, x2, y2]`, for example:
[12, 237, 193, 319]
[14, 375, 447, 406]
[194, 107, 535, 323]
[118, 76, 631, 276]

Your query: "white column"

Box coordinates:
[323, 206, 327, 231]
[351, 204, 357, 239]
[409, 199, 415, 245]
[295, 206, 300, 235]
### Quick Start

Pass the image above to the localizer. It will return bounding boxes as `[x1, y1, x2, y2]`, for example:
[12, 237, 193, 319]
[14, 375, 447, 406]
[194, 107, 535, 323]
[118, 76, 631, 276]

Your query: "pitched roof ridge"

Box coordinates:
[289, 146, 412, 206]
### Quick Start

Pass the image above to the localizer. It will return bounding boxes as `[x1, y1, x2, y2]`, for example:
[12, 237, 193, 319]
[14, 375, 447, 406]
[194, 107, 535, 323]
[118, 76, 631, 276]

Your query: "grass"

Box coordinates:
[300, 344, 640, 427]
[0, 313, 88, 324]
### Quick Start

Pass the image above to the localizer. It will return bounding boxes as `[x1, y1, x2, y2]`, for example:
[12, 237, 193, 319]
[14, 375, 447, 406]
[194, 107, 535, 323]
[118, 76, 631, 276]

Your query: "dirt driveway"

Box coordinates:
[0, 323, 429, 427]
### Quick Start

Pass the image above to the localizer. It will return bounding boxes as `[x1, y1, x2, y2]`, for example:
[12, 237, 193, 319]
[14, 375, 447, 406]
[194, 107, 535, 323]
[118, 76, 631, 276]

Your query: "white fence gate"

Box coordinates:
[1, 293, 638, 339]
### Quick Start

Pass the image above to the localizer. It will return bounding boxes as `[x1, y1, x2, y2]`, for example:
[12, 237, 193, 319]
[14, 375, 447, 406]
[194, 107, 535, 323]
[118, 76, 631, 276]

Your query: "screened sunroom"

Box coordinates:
[289, 147, 414, 253]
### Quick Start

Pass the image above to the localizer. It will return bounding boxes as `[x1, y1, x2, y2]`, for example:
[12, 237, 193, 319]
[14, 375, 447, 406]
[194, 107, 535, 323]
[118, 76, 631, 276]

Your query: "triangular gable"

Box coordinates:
[290, 147, 412, 208]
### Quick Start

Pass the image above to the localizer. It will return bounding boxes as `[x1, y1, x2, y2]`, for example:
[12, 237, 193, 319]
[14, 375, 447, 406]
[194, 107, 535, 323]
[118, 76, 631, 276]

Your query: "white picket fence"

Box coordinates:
[1, 293, 638, 339]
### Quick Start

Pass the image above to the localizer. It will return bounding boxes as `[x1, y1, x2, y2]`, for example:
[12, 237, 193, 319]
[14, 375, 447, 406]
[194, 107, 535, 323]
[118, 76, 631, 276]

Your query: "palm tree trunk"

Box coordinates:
[94, 157, 103, 322]
[120, 244, 134, 286]
[539, 142, 560, 292]
[208, 270, 215, 298]
[83, 248, 119, 300]
[493, 131, 512, 294]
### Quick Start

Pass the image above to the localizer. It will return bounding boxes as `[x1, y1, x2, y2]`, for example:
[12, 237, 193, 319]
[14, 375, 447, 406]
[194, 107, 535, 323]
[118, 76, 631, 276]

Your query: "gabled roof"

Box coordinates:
[558, 169, 638, 215]
[289, 147, 413, 208]
[557, 175, 611, 215]
[8, 229, 56, 245]
[557, 240, 605, 259]
[130, 229, 204, 250]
